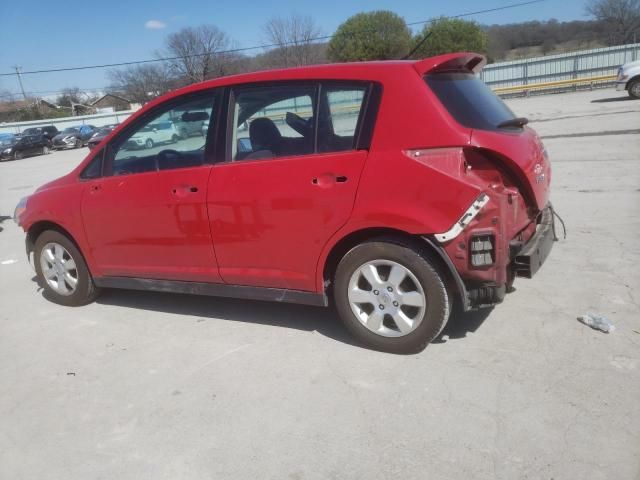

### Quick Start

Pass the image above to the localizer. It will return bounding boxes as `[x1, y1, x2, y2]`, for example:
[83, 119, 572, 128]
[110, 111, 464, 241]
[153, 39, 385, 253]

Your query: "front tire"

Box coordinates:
[34, 230, 100, 306]
[14, 150, 24, 160]
[334, 238, 450, 354]
[74, 138, 82, 148]
[628, 79, 640, 99]
[145, 138, 154, 149]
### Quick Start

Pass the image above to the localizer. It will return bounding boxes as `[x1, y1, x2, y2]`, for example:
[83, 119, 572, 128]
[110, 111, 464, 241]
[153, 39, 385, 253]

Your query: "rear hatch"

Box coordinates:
[420, 55, 550, 211]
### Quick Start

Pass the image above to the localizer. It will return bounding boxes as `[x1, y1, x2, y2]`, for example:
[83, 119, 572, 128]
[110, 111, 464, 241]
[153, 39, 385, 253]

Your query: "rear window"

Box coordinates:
[425, 73, 516, 131]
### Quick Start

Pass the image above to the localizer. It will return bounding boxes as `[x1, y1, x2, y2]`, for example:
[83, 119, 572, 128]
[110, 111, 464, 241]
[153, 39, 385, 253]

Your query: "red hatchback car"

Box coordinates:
[14, 53, 554, 353]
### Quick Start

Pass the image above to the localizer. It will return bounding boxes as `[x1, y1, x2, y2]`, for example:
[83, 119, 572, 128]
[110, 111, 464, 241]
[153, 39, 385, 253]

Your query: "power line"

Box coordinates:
[0, 0, 545, 77]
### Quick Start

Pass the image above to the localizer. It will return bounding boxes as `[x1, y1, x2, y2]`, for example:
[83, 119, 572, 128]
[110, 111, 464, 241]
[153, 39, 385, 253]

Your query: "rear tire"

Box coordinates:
[628, 79, 640, 99]
[334, 237, 450, 354]
[34, 230, 100, 306]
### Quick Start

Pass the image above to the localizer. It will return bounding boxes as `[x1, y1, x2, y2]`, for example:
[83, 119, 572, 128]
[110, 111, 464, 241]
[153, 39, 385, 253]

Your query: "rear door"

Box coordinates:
[208, 82, 375, 292]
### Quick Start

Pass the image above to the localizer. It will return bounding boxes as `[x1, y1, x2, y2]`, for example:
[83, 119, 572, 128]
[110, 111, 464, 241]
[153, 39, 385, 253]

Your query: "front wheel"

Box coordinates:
[334, 238, 450, 354]
[35, 230, 100, 306]
[628, 79, 640, 99]
[74, 138, 82, 148]
[14, 150, 24, 160]
[145, 138, 154, 149]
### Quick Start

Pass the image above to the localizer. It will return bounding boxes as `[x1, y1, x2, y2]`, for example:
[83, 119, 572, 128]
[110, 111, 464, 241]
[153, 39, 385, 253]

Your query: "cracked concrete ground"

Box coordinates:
[0, 88, 639, 480]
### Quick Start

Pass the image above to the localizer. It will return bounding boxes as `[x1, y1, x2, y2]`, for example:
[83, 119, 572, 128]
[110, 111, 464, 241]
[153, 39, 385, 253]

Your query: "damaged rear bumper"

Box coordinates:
[512, 205, 555, 279]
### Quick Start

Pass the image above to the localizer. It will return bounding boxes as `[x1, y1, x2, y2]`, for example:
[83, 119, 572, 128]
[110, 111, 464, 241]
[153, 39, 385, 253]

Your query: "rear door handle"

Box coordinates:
[312, 174, 348, 187]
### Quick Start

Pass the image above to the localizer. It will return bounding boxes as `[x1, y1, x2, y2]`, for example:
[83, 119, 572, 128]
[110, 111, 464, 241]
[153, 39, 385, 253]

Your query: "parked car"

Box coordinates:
[615, 59, 640, 99]
[123, 121, 180, 150]
[1, 133, 51, 160]
[87, 124, 118, 150]
[52, 125, 97, 149]
[20, 125, 59, 140]
[13, 53, 554, 353]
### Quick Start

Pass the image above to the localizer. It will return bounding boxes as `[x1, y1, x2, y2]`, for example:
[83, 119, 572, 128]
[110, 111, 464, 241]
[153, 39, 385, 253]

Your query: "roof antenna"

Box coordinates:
[402, 31, 432, 60]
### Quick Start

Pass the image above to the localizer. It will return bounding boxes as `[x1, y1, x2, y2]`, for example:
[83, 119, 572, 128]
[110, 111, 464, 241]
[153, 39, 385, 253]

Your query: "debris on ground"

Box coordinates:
[577, 313, 615, 333]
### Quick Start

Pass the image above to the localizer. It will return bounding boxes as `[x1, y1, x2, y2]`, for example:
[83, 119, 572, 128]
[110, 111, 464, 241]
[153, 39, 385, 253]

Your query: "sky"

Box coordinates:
[0, 0, 590, 100]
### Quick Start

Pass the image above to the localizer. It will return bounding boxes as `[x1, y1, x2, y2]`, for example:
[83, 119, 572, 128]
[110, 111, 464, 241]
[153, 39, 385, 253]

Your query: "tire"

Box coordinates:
[171, 134, 179, 143]
[334, 237, 450, 354]
[41, 145, 50, 155]
[34, 230, 100, 306]
[145, 138, 154, 149]
[14, 150, 24, 160]
[628, 78, 640, 99]
[74, 138, 82, 148]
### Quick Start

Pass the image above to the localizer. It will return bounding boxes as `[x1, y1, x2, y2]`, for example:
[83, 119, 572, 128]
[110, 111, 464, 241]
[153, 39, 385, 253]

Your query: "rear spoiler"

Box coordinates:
[413, 52, 486, 76]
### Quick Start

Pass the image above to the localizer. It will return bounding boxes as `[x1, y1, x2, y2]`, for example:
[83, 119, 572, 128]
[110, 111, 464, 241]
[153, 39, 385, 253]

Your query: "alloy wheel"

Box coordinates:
[39, 242, 79, 296]
[347, 260, 426, 337]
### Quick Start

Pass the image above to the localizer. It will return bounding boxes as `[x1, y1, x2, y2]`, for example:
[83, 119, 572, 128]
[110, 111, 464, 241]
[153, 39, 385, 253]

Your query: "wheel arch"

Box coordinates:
[321, 227, 468, 309]
[626, 74, 640, 89]
[27, 221, 87, 268]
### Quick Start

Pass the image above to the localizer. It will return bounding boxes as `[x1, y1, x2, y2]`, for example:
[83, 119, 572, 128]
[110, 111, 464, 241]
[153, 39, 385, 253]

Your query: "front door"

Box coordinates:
[208, 82, 372, 292]
[81, 91, 222, 282]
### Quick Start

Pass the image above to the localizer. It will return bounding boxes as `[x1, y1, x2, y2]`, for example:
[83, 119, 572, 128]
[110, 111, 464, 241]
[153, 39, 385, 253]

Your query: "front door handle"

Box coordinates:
[171, 185, 199, 196]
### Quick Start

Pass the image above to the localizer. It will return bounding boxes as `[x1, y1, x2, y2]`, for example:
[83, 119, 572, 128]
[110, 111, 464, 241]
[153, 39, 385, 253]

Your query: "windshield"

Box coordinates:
[425, 73, 516, 131]
[62, 128, 80, 134]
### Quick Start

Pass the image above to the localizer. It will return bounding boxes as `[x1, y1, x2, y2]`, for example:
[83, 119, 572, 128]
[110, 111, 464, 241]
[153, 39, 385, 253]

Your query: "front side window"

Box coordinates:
[231, 85, 316, 161]
[109, 93, 217, 175]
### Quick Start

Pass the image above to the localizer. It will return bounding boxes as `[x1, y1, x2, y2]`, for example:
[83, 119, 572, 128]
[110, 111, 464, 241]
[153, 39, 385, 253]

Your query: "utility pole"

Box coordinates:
[13, 66, 27, 101]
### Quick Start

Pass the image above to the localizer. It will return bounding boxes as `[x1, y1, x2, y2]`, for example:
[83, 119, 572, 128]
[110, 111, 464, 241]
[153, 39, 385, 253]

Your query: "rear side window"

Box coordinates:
[425, 73, 516, 131]
[231, 85, 316, 161]
[318, 86, 367, 153]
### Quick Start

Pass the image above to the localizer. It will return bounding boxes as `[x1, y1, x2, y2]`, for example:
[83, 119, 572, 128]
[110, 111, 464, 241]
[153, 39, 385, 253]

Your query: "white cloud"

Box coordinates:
[145, 19, 166, 30]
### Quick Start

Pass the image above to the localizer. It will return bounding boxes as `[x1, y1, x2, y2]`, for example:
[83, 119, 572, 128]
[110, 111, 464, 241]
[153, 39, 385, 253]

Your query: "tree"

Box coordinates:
[107, 63, 174, 104]
[410, 18, 488, 59]
[56, 87, 83, 108]
[328, 11, 412, 62]
[262, 14, 325, 67]
[162, 25, 235, 83]
[586, 0, 640, 44]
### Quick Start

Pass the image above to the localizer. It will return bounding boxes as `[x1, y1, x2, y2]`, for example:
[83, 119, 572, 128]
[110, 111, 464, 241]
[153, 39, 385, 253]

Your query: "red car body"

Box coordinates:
[17, 53, 553, 314]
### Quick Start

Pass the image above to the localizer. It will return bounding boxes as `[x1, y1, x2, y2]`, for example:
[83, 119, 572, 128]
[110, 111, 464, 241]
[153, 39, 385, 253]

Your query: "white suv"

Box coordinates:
[615, 60, 640, 99]
[126, 121, 179, 149]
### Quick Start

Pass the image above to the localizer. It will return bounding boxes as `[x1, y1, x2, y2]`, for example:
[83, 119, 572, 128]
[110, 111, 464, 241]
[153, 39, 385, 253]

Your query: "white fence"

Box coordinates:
[0, 109, 137, 135]
[481, 43, 640, 88]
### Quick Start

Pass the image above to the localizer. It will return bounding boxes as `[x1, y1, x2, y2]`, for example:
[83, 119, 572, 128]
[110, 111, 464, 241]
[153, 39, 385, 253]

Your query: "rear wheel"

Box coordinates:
[334, 238, 450, 354]
[628, 79, 640, 99]
[74, 138, 82, 148]
[171, 134, 179, 143]
[34, 230, 100, 306]
[41, 145, 50, 155]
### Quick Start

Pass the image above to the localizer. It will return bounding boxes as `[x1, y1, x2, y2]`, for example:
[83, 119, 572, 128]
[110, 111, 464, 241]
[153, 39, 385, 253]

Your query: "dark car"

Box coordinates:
[20, 125, 59, 141]
[87, 124, 118, 150]
[0, 133, 52, 160]
[52, 125, 97, 149]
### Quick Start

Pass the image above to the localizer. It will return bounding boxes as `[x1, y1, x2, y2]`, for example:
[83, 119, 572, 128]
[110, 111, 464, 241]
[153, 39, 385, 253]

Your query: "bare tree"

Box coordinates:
[586, 0, 640, 44]
[107, 63, 174, 104]
[162, 25, 235, 84]
[262, 14, 324, 67]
